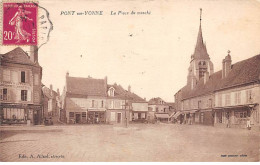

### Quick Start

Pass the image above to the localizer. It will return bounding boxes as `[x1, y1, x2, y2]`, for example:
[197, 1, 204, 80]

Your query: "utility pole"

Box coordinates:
[125, 93, 128, 128]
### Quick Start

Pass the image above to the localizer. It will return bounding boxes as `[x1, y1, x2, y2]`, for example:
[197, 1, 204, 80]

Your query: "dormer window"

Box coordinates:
[108, 87, 115, 97]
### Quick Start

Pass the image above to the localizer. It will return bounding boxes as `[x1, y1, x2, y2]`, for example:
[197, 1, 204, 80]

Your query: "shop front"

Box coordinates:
[67, 109, 106, 124]
[87, 110, 106, 124]
[0, 103, 42, 125]
[198, 109, 214, 125]
[131, 111, 148, 123]
[213, 105, 256, 128]
[155, 113, 170, 123]
[179, 110, 197, 124]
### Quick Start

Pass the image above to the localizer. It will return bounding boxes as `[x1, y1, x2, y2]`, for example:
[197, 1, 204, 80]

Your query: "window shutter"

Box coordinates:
[18, 71, 21, 83]
[27, 90, 31, 101]
[18, 90, 21, 101]
[7, 88, 10, 101]
[0, 69, 2, 81]
[0, 89, 3, 100]
[26, 71, 30, 83]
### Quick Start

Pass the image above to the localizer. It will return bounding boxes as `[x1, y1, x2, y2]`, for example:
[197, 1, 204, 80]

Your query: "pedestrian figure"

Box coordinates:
[247, 118, 251, 130]
[226, 112, 230, 128]
[190, 115, 193, 125]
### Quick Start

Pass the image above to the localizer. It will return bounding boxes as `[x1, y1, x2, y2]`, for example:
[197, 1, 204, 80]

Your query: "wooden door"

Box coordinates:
[76, 114, 81, 123]
[117, 113, 121, 123]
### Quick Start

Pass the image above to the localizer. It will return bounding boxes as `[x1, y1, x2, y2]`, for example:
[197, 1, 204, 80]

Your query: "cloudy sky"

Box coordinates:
[1, 0, 260, 102]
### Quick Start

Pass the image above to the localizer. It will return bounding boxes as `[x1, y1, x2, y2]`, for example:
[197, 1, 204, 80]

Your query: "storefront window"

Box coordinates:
[3, 108, 25, 120]
[82, 112, 86, 117]
[235, 111, 247, 118]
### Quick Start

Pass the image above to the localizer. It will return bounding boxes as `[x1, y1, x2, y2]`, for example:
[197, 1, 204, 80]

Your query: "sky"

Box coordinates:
[1, 0, 260, 102]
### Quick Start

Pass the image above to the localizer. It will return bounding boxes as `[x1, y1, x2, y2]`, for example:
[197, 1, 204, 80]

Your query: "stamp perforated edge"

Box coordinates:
[0, 0, 39, 47]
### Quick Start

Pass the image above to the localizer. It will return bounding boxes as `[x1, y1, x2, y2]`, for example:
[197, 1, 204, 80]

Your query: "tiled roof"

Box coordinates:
[66, 77, 107, 97]
[1, 47, 38, 66]
[108, 84, 146, 102]
[42, 86, 58, 99]
[181, 54, 260, 100]
[148, 97, 165, 104]
[192, 24, 210, 60]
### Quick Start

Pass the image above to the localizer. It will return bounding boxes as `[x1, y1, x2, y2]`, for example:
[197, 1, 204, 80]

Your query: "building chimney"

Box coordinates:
[128, 85, 131, 93]
[29, 45, 38, 63]
[222, 50, 232, 78]
[225, 51, 232, 76]
[66, 71, 69, 77]
[50, 84, 53, 97]
[204, 71, 209, 84]
[222, 59, 226, 78]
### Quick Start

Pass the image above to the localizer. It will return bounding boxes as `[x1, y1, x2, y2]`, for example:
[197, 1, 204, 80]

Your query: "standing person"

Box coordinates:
[246, 118, 251, 130]
[226, 112, 230, 128]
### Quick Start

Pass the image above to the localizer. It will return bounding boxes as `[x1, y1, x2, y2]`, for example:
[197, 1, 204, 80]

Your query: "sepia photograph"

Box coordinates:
[0, 0, 260, 162]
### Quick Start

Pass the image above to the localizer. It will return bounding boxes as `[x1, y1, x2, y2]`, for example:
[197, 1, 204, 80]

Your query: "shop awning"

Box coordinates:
[213, 104, 257, 110]
[132, 111, 148, 113]
[172, 111, 182, 119]
[88, 108, 106, 112]
[155, 113, 170, 119]
[183, 110, 198, 114]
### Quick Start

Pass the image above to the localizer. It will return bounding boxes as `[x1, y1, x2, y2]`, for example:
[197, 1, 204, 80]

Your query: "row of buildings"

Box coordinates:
[0, 10, 259, 129]
[59, 73, 175, 124]
[173, 10, 260, 129]
[0, 47, 174, 125]
[0, 46, 61, 125]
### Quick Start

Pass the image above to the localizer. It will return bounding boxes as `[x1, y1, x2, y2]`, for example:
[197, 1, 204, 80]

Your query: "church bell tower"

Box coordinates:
[187, 9, 214, 89]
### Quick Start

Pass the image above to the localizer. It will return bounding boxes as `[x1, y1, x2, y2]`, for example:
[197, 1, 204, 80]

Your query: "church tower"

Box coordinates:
[187, 9, 214, 89]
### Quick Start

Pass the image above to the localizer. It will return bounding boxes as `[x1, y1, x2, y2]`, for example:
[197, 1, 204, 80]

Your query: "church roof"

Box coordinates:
[181, 54, 260, 100]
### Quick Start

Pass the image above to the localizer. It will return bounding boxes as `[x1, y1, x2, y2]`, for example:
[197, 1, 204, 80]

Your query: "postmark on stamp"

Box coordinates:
[3, 2, 38, 45]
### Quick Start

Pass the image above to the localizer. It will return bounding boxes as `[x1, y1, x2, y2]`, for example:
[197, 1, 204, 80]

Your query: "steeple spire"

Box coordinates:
[200, 8, 202, 26]
[192, 8, 209, 60]
[197, 8, 203, 48]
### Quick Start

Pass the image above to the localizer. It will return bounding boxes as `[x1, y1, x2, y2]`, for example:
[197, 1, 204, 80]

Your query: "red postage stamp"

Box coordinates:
[3, 3, 38, 45]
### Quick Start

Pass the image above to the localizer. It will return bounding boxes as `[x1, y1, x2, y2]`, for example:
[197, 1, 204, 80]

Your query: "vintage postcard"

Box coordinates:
[0, 0, 259, 162]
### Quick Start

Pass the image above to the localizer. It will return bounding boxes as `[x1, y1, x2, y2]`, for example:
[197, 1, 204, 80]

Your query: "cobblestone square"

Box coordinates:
[0, 124, 259, 162]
